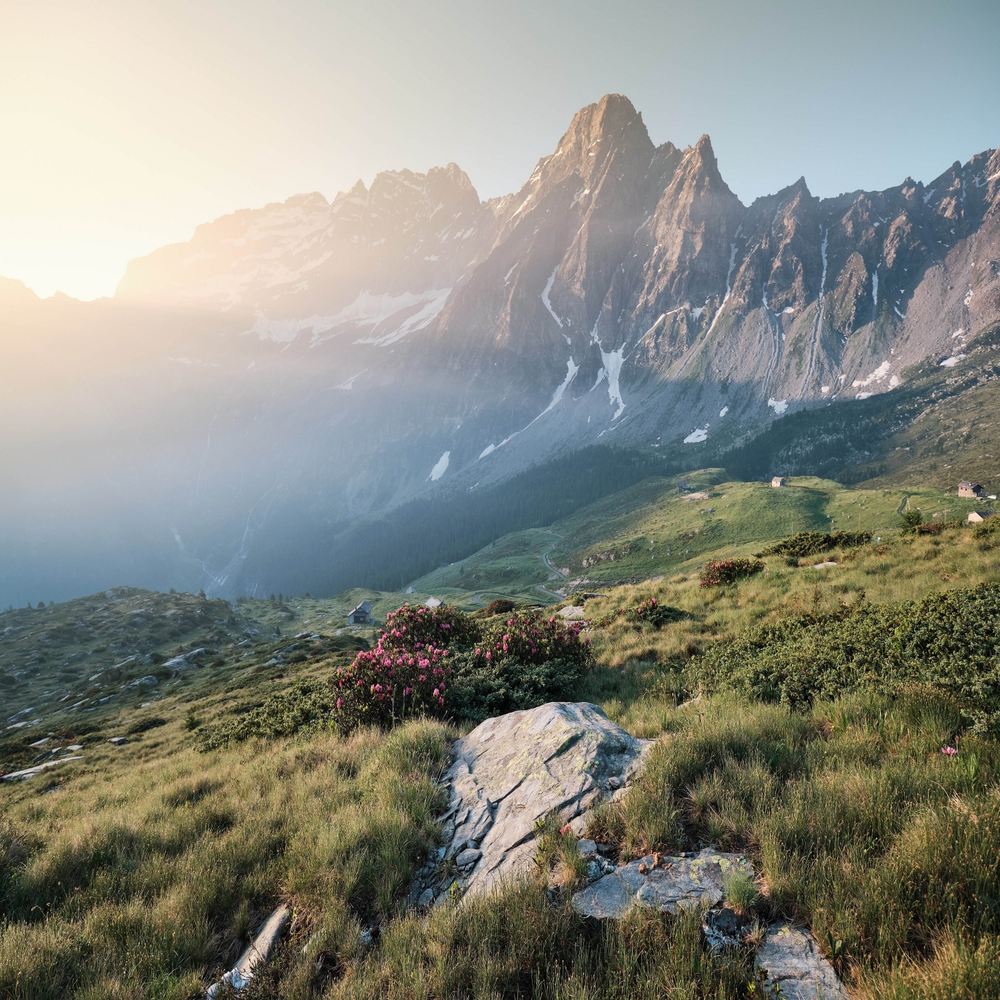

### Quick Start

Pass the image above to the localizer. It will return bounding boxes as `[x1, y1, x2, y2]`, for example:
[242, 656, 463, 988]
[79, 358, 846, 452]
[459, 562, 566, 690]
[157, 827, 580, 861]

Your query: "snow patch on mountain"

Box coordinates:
[768, 398, 788, 415]
[351, 288, 452, 346]
[541, 266, 563, 327]
[684, 426, 709, 443]
[477, 357, 580, 462]
[246, 287, 451, 345]
[853, 361, 892, 388]
[599, 346, 626, 419]
[540, 357, 579, 416]
[428, 451, 451, 481]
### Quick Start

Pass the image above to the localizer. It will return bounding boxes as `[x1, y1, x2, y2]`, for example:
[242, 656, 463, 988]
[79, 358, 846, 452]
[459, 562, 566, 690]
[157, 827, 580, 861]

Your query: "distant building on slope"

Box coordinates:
[347, 600, 373, 625]
[771, 476, 786, 488]
[968, 511, 994, 523]
[958, 481, 984, 498]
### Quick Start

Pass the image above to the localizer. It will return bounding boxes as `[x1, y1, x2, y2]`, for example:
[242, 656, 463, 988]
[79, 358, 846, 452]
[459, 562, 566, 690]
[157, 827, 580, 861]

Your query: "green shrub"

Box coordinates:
[200, 682, 339, 749]
[447, 609, 592, 722]
[697, 584, 1000, 731]
[625, 598, 686, 628]
[448, 655, 585, 723]
[757, 530, 873, 559]
[973, 515, 1000, 549]
[917, 520, 950, 535]
[901, 510, 924, 533]
[700, 558, 765, 587]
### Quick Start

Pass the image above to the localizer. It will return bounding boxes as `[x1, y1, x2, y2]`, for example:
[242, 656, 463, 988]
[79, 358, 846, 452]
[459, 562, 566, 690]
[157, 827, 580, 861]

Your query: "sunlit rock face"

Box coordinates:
[407, 701, 651, 907]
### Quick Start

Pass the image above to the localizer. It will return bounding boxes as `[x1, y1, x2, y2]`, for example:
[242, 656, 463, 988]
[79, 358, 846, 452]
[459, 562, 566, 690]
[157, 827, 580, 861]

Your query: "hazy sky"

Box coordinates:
[3, 0, 999, 300]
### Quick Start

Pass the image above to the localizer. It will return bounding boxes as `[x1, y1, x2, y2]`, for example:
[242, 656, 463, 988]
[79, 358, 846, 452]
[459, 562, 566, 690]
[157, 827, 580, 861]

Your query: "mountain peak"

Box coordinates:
[560, 94, 646, 152]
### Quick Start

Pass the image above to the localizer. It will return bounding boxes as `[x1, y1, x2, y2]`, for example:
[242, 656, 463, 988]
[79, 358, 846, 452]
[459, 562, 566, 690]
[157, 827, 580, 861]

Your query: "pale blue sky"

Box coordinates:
[3, 0, 998, 299]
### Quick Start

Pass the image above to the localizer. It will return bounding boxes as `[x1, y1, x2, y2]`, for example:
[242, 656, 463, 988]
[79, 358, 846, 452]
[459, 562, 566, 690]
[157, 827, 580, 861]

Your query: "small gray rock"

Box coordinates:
[571, 870, 635, 918]
[108, 736, 128, 746]
[572, 848, 753, 919]
[755, 922, 847, 999]
[417, 888, 435, 907]
[577, 839, 598, 858]
[455, 848, 482, 868]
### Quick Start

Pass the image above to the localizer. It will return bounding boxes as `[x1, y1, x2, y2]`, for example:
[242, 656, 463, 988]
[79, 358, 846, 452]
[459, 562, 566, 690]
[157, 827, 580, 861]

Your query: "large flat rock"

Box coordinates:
[571, 848, 753, 919]
[755, 922, 847, 1000]
[410, 702, 651, 905]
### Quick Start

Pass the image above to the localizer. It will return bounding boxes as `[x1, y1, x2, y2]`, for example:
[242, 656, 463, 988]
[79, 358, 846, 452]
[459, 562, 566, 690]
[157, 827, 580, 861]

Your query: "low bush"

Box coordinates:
[697, 584, 1000, 731]
[484, 598, 517, 616]
[447, 610, 592, 722]
[448, 654, 586, 722]
[625, 597, 686, 628]
[917, 520, 950, 535]
[973, 515, 1000, 549]
[757, 530, 873, 559]
[201, 682, 340, 749]
[472, 609, 590, 668]
[699, 558, 765, 587]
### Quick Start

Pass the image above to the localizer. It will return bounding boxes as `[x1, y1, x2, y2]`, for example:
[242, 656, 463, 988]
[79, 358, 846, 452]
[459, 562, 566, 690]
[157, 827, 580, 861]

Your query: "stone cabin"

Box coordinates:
[771, 476, 786, 488]
[968, 511, 994, 524]
[958, 481, 984, 498]
[347, 600, 373, 625]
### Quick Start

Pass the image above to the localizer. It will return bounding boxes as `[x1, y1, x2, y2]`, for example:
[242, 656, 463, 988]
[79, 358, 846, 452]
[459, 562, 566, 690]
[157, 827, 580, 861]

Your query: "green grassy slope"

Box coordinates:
[409, 471, 996, 597]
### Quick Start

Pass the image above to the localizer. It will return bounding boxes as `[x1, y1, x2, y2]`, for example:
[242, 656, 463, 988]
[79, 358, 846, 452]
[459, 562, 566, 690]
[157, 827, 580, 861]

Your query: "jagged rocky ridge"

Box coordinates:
[2, 95, 999, 600]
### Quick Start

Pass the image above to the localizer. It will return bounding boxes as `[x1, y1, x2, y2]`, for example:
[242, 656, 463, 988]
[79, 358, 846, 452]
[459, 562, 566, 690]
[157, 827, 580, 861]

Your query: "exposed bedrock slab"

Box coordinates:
[410, 702, 652, 906]
[755, 922, 848, 1000]
[571, 848, 753, 919]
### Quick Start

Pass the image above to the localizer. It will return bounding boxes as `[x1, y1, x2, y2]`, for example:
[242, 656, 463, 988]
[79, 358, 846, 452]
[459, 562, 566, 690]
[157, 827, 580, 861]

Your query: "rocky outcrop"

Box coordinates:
[408, 702, 651, 907]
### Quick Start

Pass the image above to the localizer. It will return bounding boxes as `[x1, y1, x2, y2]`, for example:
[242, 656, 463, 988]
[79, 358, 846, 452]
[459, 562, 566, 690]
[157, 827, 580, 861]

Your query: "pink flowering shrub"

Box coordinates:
[699, 558, 766, 587]
[333, 603, 592, 730]
[470, 609, 590, 668]
[333, 604, 473, 730]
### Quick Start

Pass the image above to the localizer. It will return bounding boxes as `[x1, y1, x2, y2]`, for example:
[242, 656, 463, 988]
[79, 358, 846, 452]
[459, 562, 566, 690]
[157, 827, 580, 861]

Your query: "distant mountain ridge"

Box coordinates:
[2, 94, 998, 603]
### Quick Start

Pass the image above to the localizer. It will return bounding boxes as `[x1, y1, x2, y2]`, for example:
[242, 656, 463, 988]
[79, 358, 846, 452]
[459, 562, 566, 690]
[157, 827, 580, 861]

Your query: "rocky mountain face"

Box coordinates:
[2, 94, 999, 603]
